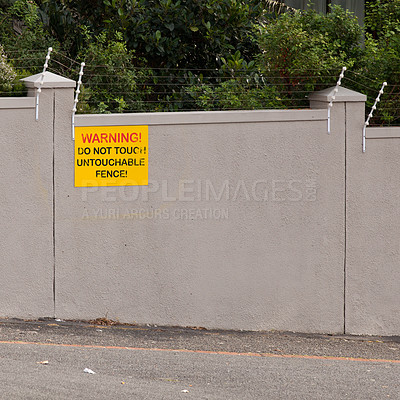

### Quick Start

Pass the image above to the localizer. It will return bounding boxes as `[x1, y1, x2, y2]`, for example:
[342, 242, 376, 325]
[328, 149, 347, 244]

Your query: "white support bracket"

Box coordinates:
[36, 47, 53, 121]
[327, 66, 346, 134]
[363, 82, 387, 153]
[72, 62, 85, 140]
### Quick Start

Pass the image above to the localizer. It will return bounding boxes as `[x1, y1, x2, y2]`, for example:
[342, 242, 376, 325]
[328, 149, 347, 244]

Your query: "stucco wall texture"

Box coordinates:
[0, 89, 54, 318]
[1, 72, 399, 335]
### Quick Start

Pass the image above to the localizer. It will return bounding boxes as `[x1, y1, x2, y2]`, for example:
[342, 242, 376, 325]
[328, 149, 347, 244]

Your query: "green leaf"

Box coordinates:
[190, 26, 199, 32]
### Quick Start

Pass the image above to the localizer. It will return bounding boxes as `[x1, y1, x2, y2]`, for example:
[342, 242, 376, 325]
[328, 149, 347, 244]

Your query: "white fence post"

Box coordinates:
[363, 82, 387, 153]
[72, 62, 85, 140]
[327, 67, 346, 134]
[35, 47, 53, 121]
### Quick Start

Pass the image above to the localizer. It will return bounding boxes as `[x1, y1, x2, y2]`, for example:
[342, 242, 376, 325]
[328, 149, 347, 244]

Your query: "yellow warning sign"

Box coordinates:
[74, 125, 148, 187]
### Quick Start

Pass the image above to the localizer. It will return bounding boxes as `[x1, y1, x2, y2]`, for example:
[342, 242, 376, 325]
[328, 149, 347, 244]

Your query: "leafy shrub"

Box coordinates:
[52, 0, 264, 70]
[365, 0, 400, 40]
[257, 6, 361, 72]
[186, 79, 283, 111]
[255, 5, 362, 107]
[355, 0, 400, 125]
[78, 32, 152, 113]
[0, 0, 56, 70]
[0, 44, 16, 91]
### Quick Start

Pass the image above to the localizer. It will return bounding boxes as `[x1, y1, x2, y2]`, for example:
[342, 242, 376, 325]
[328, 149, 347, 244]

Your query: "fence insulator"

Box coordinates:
[36, 47, 53, 121]
[363, 82, 387, 153]
[72, 62, 85, 140]
[327, 66, 346, 134]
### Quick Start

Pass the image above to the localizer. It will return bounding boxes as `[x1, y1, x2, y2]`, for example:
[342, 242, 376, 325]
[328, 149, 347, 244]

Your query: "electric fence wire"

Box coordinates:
[2, 49, 400, 125]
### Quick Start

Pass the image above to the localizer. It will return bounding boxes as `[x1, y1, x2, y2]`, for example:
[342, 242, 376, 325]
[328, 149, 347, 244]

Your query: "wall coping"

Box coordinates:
[21, 71, 76, 89]
[0, 97, 35, 109]
[309, 86, 367, 103]
[75, 108, 327, 127]
[366, 127, 400, 139]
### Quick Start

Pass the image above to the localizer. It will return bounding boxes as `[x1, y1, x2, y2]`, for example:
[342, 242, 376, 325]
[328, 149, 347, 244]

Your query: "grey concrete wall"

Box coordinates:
[346, 124, 400, 335]
[0, 72, 75, 319]
[4, 71, 400, 335]
[0, 93, 54, 318]
[55, 104, 347, 333]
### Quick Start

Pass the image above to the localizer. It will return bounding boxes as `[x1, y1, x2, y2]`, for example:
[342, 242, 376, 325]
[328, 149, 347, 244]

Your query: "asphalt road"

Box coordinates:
[0, 319, 399, 399]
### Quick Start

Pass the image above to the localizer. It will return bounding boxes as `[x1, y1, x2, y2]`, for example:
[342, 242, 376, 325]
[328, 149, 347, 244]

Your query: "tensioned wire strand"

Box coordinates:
[3, 52, 399, 124]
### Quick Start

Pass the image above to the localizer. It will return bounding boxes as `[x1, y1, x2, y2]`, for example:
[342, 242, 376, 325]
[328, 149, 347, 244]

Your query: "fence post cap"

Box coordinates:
[309, 86, 367, 103]
[21, 71, 76, 89]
